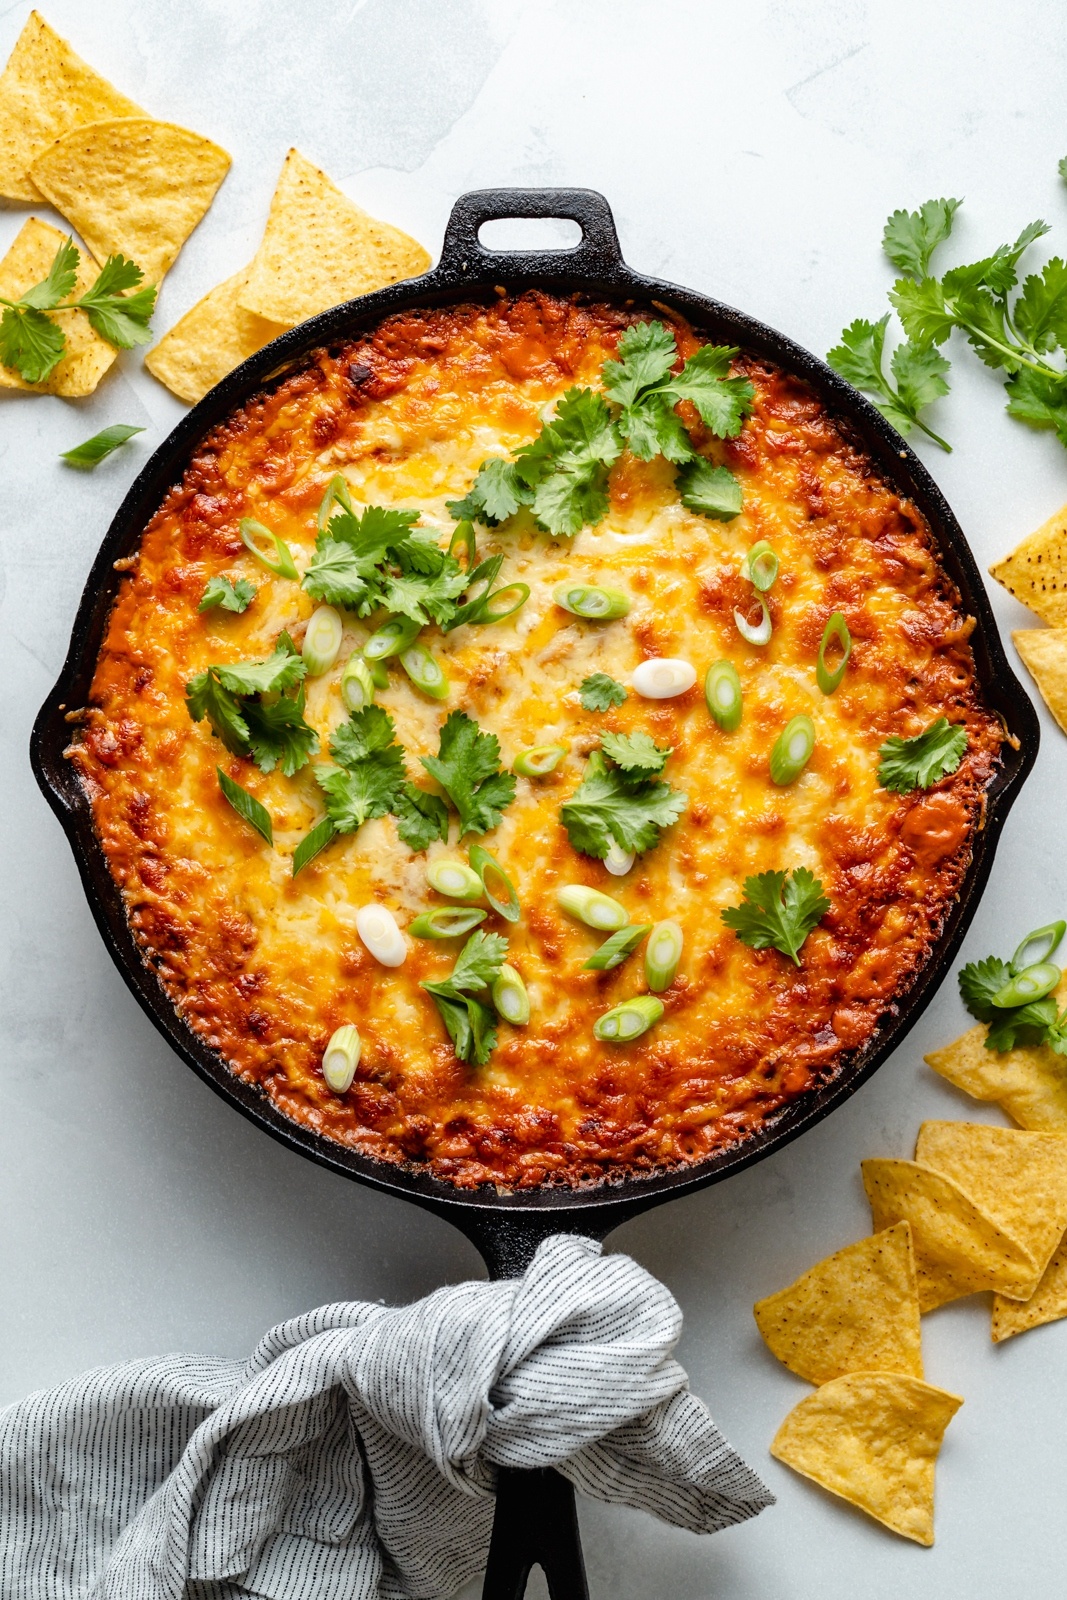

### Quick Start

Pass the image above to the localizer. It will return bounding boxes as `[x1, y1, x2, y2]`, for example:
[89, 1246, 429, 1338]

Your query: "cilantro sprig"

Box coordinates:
[303, 504, 468, 621]
[422, 929, 510, 1065]
[0, 237, 156, 385]
[877, 717, 967, 794]
[421, 711, 516, 838]
[560, 736, 686, 861]
[959, 939, 1067, 1055]
[199, 576, 256, 614]
[721, 868, 831, 967]
[579, 673, 627, 712]
[185, 633, 317, 777]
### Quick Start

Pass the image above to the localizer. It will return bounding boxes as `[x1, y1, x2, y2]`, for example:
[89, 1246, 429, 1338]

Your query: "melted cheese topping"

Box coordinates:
[75, 292, 1003, 1189]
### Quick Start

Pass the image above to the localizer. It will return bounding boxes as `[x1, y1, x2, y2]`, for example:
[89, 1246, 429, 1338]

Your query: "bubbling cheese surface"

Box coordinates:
[75, 292, 1003, 1189]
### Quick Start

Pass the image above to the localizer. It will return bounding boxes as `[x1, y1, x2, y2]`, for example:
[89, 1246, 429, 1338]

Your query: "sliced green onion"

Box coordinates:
[469, 844, 520, 923]
[492, 963, 531, 1025]
[631, 657, 697, 698]
[409, 907, 487, 939]
[217, 768, 272, 844]
[322, 1023, 361, 1093]
[355, 902, 406, 966]
[1010, 921, 1067, 974]
[603, 841, 635, 877]
[817, 612, 852, 695]
[401, 643, 449, 700]
[341, 652, 376, 712]
[61, 423, 144, 469]
[744, 541, 779, 592]
[734, 599, 772, 646]
[704, 660, 743, 732]
[514, 743, 567, 777]
[553, 583, 631, 620]
[367, 657, 390, 689]
[645, 920, 684, 992]
[470, 582, 530, 624]
[317, 473, 354, 531]
[584, 924, 651, 972]
[302, 605, 344, 676]
[770, 715, 815, 785]
[428, 858, 484, 902]
[557, 884, 628, 932]
[239, 518, 299, 581]
[992, 962, 1062, 1009]
[594, 995, 664, 1042]
[292, 817, 336, 875]
[449, 519, 477, 569]
[364, 615, 421, 660]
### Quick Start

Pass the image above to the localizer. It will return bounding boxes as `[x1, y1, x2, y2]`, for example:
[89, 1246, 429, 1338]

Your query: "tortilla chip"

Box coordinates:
[992, 1234, 1067, 1342]
[914, 1122, 1067, 1292]
[145, 266, 286, 404]
[1013, 628, 1067, 736]
[926, 1021, 1067, 1131]
[0, 11, 143, 202]
[237, 148, 430, 326]
[770, 1373, 962, 1545]
[990, 503, 1067, 626]
[29, 118, 231, 283]
[754, 1223, 923, 1384]
[0, 218, 116, 396]
[862, 1158, 1040, 1311]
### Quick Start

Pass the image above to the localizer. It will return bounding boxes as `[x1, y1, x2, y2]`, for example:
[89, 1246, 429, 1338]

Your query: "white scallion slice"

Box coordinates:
[492, 964, 531, 1026]
[744, 541, 779, 592]
[302, 605, 344, 676]
[645, 920, 684, 992]
[322, 1024, 361, 1093]
[603, 840, 635, 877]
[355, 903, 406, 967]
[341, 652, 375, 712]
[593, 995, 664, 1042]
[631, 657, 697, 699]
[557, 884, 628, 931]
[734, 600, 772, 646]
[427, 858, 484, 902]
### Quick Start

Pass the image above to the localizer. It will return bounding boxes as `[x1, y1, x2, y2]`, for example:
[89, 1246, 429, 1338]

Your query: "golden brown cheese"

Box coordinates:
[73, 291, 1003, 1188]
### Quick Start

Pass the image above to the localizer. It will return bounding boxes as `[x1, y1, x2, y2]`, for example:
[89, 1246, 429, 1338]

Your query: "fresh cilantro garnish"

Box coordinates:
[302, 502, 469, 624]
[721, 868, 831, 966]
[317, 706, 407, 832]
[422, 929, 509, 1065]
[199, 575, 256, 614]
[958, 955, 1013, 1023]
[882, 199, 962, 281]
[959, 936, 1067, 1054]
[61, 423, 144, 469]
[676, 458, 744, 520]
[828, 316, 952, 452]
[421, 710, 516, 837]
[560, 747, 687, 861]
[185, 633, 317, 775]
[877, 717, 967, 793]
[245, 688, 319, 777]
[393, 784, 450, 851]
[447, 458, 527, 526]
[0, 238, 156, 384]
[599, 730, 670, 773]
[517, 387, 622, 537]
[579, 673, 627, 711]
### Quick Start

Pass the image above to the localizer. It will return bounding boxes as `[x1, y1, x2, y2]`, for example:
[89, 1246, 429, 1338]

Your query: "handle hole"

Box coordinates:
[478, 217, 583, 253]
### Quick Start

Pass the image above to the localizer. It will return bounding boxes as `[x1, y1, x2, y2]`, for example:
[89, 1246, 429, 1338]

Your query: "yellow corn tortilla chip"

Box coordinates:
[0, 11, 143, 202]
[754, 1223, 923, 1383]
[145, 266, 286, 404]
[915, 1121, 1067, 1290]
[30, 118, 231, 284]
[237, 148, 430, 327]
[1013, 628, 1067, 737]
[992, 1234, 1067, 1342]
[0, 218, 116, 396]
[926, 1020, 1067, 1132]
[862, 1158, 1039, 1311]
[770, 1372, 962, 1545]
[990, 503, 1067, 626]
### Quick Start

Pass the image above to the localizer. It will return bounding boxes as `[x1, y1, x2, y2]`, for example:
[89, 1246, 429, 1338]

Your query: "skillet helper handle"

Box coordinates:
[482, 1465, 589, 1600]
[436, 187, 624, 282]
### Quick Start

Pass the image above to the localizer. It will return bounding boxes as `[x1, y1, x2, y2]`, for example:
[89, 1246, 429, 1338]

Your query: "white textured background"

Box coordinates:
[3, 1, 1067, 1595]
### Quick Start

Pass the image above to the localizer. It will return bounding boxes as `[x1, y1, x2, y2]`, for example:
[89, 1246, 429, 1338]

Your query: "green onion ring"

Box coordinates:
[448, 519, 477, 569]
[583, 924, 650, 972]
[733, 598, 772, 646]
[513, 743, 567, 777]
[744, 541, 779, 592]
[593, 995, 664, 1042]
[364, 615, 421, 660]
[239, 518, 299, 581]
[409, 907, 487, 939]
[316, 473, 354, 532]
[817, 612, 852, 694]
[427, 858, 483, 902]
[704, 660, 743, 732]
[992, 961, 1062, 1009]
[492, 963, 531, 1025]
[341, 653, 376, 712]
[645, 920, 684, 992]
[769, 714, 816, 785]
[1010, 921, 1067, 974]
[553, 583, 631, 620]
[400, 643, 449, 700]
[469, 844, 521, 923]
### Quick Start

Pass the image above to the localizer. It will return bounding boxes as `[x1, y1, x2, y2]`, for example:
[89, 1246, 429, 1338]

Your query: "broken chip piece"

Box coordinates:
[144, 265, 284, 404]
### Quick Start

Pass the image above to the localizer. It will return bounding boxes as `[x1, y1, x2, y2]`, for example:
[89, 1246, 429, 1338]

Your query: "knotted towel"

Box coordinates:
[0, 1235, 771, 1599]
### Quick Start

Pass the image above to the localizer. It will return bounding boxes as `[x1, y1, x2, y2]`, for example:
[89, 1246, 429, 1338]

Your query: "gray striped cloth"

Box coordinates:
[0, 1235, 771, 1599]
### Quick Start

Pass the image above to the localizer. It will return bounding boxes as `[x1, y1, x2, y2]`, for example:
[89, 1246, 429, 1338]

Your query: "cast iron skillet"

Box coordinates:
[32, 189, 1039, 1597]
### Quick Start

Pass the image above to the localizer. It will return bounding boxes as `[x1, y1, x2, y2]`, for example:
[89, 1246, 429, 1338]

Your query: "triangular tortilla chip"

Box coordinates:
[990, 503, 1067, 626]
[237, 148, 430, 326]
[30, 117, 231, 283]
[993, 1234, 1067, 1342]
[754, 1223, 923, 1383]
[145, 265, 286, 404]
[0, 11, 143, 202]
[915, 1121, 1067, 1291]
[1013, 628, 1067, 736]
[862, 1158, 1039, 1311]
[770, 1373, 962, 1545]
[0, 218, 116, 396]
[926, 1020, 1067, 1131]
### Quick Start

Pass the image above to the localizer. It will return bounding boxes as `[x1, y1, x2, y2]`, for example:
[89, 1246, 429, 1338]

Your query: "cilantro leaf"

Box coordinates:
[377, 562, 468, 627]
[61, 423, 144, 469]
[425, 988, 476, 1060]
[450, 929, 509, 992]
[721, 868, 830, 966]
[959, 955, 1014, 1024]
[185, 635, 314, 773]
[676, 458, 743, 520]
[662, 344, 754, 438]
[599, 730, 670, 774]
[827, 315, 891, 391]
[317, 710, 406, 831]
[393, 783, 450, 851]
[301, 538, 378, 610]
[421, 710, 516, 836]
[618, 392, 696, 464]
[1004, 369, 1067, 445]
[185, 669, 250, 754]
[0, 304, 66, 383]
[877, 717, 967, 793]
[199, 575, 256, 614]
[422, 928, 509, 1064]
[74, 254, 157, 349]
[244, 687, 318, 776]
[601, 321, 678, 407]
[329, 704, 400, 768]
[579, 673, 627, 711]
[1014, 257, 1067, 354]
[17, 237, 80, 309]
[882, 199, 961, 280]
[516, 387, 621, 537]
[890, 342, 952, 420]
[560, 749, 686, 860]
[446, 458, 529, 526]
[215, 635, 306, 697]
[1061, 157, 1067, 186]
[986, 997, 1060, 1053]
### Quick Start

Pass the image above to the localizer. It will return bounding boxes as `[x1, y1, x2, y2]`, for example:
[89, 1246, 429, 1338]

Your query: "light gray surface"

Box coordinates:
[2, 1, 1066, 1595]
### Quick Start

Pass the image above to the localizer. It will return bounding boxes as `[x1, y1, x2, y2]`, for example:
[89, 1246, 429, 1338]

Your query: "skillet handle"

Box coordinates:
[482, 1465, 589, 1600]
[436, 187, 624, 283]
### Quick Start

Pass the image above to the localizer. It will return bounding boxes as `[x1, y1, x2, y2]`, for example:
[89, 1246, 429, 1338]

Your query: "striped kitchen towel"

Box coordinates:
[0, 1234, 771, 1599]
